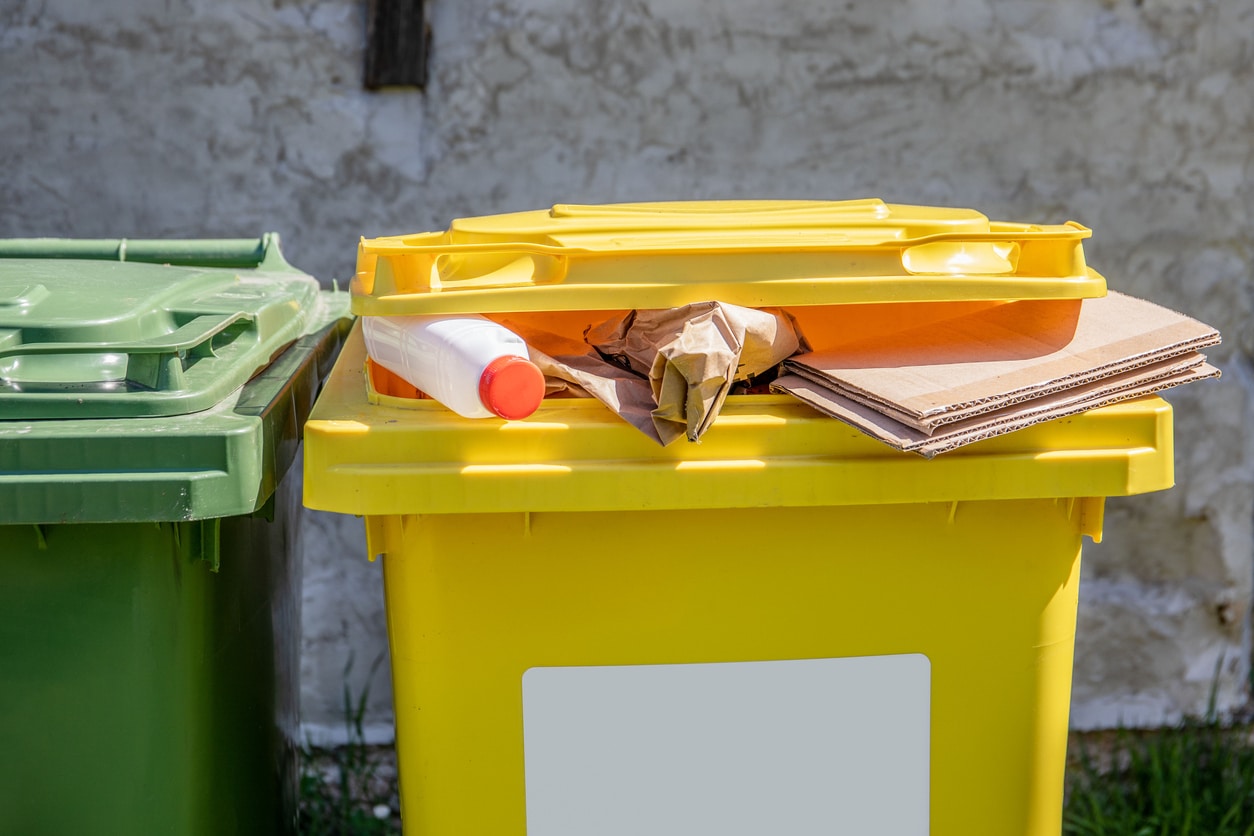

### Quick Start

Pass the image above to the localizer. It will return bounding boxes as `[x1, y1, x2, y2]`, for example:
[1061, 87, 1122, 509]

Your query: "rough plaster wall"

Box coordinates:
[2, 0, 1251, 736]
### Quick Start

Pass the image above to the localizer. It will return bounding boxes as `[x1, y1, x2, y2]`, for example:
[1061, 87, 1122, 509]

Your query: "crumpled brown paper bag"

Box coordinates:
[500, 302, 804, 445]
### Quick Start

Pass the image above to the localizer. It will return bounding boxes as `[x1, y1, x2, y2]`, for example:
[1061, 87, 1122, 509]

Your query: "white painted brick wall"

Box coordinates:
[3, 0, 1250, 738]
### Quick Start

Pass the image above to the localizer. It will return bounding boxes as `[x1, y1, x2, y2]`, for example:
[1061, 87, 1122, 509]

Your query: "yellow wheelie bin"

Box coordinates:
[303, 200, 1175, 836]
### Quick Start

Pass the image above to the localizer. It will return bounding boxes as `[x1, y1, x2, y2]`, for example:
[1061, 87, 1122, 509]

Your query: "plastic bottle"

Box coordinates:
[361, 314, 546, 420]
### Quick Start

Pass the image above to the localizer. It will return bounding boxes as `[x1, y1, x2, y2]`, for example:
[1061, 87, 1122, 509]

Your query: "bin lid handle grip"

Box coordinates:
[0, 313, 257, 391]
[0, 313, 255, 359]
[360, 225, 1092, 258]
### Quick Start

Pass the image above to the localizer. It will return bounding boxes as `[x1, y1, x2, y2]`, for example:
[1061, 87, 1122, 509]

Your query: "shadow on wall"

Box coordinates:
[301, 508, 396, 745]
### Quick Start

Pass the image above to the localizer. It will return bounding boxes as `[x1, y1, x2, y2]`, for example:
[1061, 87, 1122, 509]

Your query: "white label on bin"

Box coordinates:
[522, 654, 930, 836]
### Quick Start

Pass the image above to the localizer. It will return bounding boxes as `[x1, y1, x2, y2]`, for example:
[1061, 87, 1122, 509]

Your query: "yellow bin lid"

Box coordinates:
[352, 199, 1103, 315]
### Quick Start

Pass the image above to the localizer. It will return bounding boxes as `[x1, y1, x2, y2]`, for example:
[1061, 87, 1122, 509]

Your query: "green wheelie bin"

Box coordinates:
[0, 236, 351, 835]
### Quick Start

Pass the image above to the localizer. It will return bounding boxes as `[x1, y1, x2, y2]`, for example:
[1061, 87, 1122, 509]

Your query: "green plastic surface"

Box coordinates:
[0, 235, 288, 269]
[0, 235, 335, 419]
[0, 477, 304, 836]
[0, 318, 350, 524]
[0, 236, 352, 524]
[0, 235, 352, 834]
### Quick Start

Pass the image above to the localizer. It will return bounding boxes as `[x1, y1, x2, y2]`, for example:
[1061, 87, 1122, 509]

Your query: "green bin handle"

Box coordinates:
[0, 234, 289, 270]
[0, 312, 255, 391]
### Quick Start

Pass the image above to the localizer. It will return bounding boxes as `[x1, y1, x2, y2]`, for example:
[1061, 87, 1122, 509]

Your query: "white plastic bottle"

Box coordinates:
[361, 314, 546, 420]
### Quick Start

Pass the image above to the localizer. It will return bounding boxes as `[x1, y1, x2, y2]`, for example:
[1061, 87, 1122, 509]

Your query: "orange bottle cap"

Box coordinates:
[478, 355, 545, 420]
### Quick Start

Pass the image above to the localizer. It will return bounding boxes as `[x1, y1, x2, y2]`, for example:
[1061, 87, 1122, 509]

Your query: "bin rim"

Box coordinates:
[302, 324, 1174, 520]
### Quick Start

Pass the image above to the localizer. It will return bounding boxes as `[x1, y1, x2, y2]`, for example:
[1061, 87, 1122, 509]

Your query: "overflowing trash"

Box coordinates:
[502, 302, 803, 444]
[368, 291, 1218, 456]
[351, 200, 1220, 455]
[772, 290, 1220, 456]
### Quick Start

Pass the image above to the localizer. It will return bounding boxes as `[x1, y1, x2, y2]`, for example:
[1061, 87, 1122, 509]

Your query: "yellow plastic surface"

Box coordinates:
[304, 323, 1175, 834]
[377, 501, 1086, 836]
[315, 192, 1170, 835]
[352, 199, 1105, 315]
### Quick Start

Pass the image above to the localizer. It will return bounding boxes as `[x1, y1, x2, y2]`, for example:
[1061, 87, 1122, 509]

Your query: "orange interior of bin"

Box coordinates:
[364, 299, 1082, 404]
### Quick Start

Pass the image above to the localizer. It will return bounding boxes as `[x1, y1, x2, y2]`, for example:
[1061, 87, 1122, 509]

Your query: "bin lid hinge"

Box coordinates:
[1078, 497, 1105, 544]
[176, 519, 222, 573]
[365, 515, 404, 562]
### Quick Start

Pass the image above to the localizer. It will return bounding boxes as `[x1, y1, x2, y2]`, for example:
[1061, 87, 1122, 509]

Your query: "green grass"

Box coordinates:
[299, 654, 400, 836]
[1064, 715, 1254, 836]
[298, 654, 1254, 836]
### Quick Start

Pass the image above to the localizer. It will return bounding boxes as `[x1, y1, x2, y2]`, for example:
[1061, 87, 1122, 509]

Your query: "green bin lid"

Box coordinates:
[0, 234, 335, 420]
[0, 235, 353, 524]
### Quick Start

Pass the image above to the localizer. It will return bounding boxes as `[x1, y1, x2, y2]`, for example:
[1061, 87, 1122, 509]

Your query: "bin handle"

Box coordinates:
[0, 313, 255, 391]
[0, 234, 288, 270]
[360, 223, 1092, 258]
